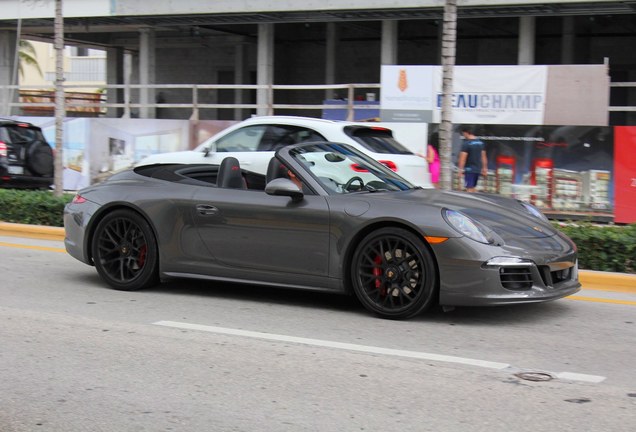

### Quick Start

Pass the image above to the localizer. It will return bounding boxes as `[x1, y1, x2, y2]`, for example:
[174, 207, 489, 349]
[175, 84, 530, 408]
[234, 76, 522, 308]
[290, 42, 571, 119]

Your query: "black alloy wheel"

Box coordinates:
[351, 227, 437, 319]
[91, 209, 159, 291]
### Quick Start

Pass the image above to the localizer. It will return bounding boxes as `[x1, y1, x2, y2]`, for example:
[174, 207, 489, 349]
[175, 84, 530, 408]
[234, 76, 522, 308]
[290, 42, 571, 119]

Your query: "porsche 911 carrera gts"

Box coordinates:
[64, 142, 580, 319]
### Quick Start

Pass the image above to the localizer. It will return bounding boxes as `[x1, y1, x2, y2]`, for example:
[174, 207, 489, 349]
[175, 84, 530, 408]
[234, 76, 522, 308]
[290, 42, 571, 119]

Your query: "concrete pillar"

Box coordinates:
[561, 16, 575, 64]
[518, 16, 536, 65]
[325, 22, 338, 100]
[257, 23, 274, 116]
[381, 20, 398, 65]
[234, 42, 249, 120]
[106, 47, 124, 118]
[139, 28, 156, 118]
[0, 30, 18, 116]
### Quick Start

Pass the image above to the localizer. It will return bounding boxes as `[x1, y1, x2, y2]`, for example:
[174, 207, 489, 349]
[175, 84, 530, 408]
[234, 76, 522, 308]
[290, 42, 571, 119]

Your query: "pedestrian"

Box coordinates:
[457, 125, 487, 192]
[426, 132, 440, 187]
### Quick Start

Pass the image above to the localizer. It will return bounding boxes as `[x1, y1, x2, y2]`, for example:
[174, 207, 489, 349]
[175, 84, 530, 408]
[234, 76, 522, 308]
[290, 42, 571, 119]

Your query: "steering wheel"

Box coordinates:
[343, 176, 364, 191]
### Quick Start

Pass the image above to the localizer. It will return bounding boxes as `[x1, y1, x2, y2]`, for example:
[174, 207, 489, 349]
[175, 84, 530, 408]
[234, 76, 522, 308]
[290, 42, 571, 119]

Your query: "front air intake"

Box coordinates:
[500, 267, 533, 290]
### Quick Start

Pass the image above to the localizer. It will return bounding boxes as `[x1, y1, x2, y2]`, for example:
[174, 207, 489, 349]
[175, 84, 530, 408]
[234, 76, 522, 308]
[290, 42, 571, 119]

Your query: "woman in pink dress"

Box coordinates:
[426, 134, 440, 187]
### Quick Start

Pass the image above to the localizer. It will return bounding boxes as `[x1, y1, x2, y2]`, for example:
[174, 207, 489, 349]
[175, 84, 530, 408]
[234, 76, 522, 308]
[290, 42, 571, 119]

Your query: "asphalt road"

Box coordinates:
[1, 234, 635, 432]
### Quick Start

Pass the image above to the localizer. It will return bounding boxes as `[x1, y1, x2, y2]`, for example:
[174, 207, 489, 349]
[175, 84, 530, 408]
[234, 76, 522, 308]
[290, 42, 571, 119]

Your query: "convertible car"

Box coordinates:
[64, 142, 581, 319]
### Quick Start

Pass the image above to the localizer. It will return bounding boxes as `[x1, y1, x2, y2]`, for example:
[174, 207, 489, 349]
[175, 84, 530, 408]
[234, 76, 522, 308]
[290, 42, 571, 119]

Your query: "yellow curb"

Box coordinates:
[579, 270, 636, 293]
[0, 222, 65, 241]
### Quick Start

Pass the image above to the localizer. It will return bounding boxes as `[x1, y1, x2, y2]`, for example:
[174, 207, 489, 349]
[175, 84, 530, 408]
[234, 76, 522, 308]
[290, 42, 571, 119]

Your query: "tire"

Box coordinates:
[27, 140, 54, 177]
[351, 227, 437, 319]
[91, 209, 159, 291]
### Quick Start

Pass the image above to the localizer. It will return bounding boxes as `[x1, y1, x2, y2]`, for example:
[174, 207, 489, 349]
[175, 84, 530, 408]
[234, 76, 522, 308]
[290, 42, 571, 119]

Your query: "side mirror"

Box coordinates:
[203, 142, 217, 157]
[265, 178, 304, 202]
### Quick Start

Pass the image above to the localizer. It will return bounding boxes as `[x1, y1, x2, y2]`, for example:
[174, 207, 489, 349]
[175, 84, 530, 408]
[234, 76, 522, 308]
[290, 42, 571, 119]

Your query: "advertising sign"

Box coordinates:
[381, 64, 608, 126]
[613, 127, 636, 223]
[432, 66, 547, 125]
[380, 66, 434, 122]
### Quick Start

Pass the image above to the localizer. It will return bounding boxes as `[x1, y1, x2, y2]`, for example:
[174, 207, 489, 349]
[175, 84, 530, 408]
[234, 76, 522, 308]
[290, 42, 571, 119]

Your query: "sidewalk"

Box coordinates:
[0, 221, 634, 293]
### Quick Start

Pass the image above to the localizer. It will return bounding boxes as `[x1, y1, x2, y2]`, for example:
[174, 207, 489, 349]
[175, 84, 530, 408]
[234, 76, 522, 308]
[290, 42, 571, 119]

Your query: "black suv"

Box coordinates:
[0, 119, 54, 189]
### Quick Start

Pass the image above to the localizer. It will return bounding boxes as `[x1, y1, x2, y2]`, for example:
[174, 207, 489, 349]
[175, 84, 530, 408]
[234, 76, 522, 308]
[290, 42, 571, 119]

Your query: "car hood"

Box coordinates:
[375, 188, 557, 239]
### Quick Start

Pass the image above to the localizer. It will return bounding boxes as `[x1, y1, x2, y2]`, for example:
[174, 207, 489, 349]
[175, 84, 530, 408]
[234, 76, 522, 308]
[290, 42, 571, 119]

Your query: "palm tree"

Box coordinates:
[18, 40, 43, 78]
[439, 0, 457, 190]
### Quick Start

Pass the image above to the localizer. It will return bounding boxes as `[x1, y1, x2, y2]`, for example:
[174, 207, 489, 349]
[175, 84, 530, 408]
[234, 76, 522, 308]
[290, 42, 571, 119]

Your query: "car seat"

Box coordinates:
[217, 157, 246, 189]
[266, 157, 288, 183]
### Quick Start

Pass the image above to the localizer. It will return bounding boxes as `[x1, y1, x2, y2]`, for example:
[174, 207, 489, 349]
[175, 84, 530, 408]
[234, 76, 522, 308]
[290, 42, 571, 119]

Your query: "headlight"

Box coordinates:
[443, 209, 494, 244]
[518, 200, 549, 221]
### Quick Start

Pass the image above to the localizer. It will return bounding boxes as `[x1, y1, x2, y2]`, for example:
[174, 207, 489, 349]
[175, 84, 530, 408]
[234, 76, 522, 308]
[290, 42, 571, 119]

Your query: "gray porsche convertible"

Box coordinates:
[64, 142, 580, 319]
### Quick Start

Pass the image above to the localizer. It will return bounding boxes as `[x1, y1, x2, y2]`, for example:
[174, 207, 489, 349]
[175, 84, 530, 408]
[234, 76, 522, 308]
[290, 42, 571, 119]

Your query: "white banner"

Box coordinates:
[381, 65, 549, 125]
[432, 65, 547, 125]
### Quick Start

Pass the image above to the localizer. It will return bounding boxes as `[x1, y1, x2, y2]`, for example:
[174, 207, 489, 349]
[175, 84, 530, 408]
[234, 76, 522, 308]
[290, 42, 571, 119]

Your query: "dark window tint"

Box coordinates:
[344, 126, 412, 155]
[257, 125, 326, 151]
[6, 126, 45, 144]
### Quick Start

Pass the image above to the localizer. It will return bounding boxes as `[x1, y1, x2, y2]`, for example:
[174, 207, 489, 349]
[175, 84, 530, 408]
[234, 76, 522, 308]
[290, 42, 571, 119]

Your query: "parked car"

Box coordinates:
[136, 116, 433, 188]
[65, 142, 580, 320]
[0, 119, 54, 189]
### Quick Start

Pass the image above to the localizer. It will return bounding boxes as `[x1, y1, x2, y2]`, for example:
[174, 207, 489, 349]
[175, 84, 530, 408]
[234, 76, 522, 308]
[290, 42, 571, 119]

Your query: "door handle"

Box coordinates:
[196, 204, 219, 216]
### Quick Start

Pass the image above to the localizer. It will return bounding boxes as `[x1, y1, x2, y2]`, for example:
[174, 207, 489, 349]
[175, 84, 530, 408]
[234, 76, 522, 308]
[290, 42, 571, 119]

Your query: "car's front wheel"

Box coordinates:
[91, 209, 159, 291]
[351, 227, 437, 319]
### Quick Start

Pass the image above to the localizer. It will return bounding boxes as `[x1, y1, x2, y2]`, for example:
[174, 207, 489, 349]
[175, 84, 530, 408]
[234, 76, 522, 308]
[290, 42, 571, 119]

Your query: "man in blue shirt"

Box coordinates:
[457, 125, 488, 192]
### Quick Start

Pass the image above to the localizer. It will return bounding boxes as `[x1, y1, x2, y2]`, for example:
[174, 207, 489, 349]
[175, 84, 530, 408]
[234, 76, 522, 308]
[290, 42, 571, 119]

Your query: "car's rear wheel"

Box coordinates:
[91, 209, 159, 291]
[351, 227, 437, 319]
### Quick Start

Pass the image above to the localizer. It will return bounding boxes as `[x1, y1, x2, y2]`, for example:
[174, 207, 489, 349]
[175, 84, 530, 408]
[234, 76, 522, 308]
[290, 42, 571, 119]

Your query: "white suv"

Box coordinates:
[137, 116, 432, 188]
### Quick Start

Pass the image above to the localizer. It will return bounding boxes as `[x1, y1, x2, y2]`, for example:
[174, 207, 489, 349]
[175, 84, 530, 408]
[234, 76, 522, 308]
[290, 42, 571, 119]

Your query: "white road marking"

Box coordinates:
[554, 372, 606, 383]
[153, 320, 606, 383]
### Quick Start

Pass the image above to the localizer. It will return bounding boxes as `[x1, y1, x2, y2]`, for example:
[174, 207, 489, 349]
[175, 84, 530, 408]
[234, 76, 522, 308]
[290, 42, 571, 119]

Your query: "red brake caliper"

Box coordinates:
[138, 244, 147, 268]
[373, 255, 385, 296]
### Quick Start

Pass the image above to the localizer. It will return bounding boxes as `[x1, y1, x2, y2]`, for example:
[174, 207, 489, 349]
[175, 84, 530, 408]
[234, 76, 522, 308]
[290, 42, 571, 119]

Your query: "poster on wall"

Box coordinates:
[13, 117, 239, 190]
[427, 124, 615, 216]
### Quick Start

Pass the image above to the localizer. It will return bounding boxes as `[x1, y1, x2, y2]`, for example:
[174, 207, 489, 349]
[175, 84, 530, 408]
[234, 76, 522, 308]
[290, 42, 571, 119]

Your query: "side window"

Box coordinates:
[7, 127, 39, 144]
[295, 128, 325, 144]
[215, 125, 266, 152]
[257, 126, 326, 151]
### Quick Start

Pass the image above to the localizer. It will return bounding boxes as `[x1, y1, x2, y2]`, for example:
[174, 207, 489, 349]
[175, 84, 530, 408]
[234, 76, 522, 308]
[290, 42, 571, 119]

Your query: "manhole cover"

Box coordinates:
[514, 372, 554, 382]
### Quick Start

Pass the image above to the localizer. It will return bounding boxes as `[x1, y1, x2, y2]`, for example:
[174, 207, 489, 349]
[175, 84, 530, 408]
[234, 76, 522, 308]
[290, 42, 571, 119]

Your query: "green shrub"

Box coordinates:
[0, 189, 73, 227]
[554, 222, 636, 273]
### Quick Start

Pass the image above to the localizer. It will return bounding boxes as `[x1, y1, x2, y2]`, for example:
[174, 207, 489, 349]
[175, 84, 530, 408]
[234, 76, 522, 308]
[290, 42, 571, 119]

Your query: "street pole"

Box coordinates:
[439, 0, 457, 191]
[53, 0, 64, 196]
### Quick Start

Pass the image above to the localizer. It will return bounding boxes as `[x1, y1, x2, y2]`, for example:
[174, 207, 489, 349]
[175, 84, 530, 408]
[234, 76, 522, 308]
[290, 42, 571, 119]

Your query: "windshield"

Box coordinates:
[288, 142, 414, 194]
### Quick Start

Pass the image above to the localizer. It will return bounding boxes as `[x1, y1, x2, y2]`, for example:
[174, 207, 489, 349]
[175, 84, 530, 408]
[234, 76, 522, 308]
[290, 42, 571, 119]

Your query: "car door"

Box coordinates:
[191, 186, 331, 277]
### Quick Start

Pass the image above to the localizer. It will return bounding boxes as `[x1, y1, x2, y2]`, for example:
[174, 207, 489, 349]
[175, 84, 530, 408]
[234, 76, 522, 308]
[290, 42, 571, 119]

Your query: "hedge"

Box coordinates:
[553, 222, 635, 274]
[0, 189, 73, 227]
[1, 189, 634, 273]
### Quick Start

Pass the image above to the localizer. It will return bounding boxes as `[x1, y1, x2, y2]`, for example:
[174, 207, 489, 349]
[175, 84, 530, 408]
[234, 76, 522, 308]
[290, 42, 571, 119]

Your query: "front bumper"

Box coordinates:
[434, 236, 581, 307]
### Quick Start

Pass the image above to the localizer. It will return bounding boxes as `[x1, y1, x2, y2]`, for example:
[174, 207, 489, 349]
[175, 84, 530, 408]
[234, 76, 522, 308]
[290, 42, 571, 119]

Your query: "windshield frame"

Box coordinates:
[277, 142, 415, 196]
